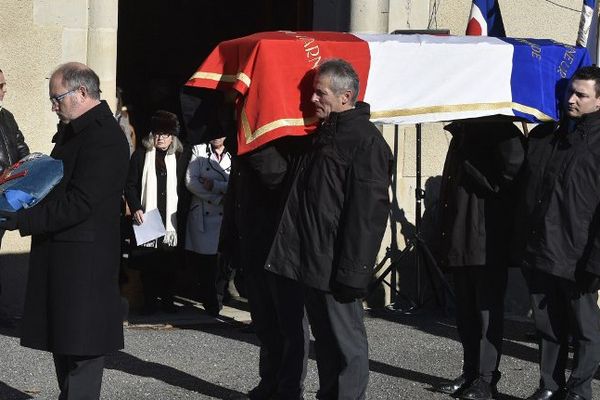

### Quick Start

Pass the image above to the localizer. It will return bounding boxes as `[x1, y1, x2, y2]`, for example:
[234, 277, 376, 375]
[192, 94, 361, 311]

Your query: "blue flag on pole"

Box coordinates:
[466, 0, 506, 37]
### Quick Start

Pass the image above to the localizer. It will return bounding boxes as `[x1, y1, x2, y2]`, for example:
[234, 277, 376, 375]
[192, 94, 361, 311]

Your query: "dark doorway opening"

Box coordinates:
[116, 0, 313, 144]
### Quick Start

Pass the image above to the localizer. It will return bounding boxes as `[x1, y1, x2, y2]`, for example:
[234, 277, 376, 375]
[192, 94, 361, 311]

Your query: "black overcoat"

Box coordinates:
[438, 121, 524, 268]
[218, 142, 289, 272]
[16, 101, 130, 355]
[123, 145, 189, 249]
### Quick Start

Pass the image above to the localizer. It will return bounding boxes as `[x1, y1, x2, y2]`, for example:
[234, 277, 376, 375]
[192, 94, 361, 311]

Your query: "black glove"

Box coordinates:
[576, 270, 600, 293]
[0, 210, 18, 231]
[331, 282, 367, 304]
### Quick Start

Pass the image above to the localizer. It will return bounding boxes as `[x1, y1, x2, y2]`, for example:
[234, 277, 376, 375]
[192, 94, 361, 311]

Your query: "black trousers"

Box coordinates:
[305, 288, 369, 400]
[187, 252, 221, 313]
[526, 269, 600, 400]
[245, 269, 309, 400]
[453, 266, 507, 384]
[53, 354, 105, 400]
[138, 250, 176, 307]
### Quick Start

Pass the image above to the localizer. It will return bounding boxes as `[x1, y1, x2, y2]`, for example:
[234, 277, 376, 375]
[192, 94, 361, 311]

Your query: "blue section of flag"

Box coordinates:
[5, 190, 34, 210]
[503, 38, 591, 122]
[585, 0, 596, 8]
[469, 0, 506, 37]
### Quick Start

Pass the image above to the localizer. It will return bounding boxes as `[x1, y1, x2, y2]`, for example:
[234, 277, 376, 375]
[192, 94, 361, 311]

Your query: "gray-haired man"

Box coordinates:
[265, 59, 393, 399]
[0, 62, 129, 400]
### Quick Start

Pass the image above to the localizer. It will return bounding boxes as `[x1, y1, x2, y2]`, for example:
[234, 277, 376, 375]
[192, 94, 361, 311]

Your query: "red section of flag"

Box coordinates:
[186, 31, 371, 155]
[466, 19, 483, 36]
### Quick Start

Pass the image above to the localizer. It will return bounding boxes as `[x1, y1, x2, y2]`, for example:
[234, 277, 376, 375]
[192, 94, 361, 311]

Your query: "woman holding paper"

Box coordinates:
[185, 137, 231, 316]
[124, 110, 186, 315]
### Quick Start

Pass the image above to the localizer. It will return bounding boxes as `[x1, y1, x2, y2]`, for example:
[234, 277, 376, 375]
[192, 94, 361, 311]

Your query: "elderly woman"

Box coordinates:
[185, 137, 231, 316]
[125, 110, 185, 314]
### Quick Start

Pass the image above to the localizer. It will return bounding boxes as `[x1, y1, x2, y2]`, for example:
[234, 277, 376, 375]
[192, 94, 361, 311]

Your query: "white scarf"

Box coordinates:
[140, 147, 178, 246]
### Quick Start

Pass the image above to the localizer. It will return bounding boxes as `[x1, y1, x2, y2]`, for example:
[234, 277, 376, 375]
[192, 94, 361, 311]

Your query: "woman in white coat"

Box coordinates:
[185, 137, 231, 316]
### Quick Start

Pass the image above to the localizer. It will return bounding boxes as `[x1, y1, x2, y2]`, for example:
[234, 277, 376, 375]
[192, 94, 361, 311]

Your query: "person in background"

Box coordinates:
[115, 86, 136, 156]
[0, 62, 129, 400]
[124, 110, 186, 315]
[185, 136, 231, 316]
[0, 68, 30, 247]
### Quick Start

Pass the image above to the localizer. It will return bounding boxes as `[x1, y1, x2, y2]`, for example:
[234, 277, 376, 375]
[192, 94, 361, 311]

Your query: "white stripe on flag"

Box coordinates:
[355, 34, 514, 125]
[577, 1, 596, 48]
[468, 3, 488, 36]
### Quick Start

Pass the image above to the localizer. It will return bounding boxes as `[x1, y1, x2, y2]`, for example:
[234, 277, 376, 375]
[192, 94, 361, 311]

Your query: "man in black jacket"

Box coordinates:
[435, 121, 524, 400]
[219, 113, 309, 399]
[265, 59, 392, 399]
[513, 66, 600, 400]
[0, 62, 130, 400]
[0, 68, 30, 246]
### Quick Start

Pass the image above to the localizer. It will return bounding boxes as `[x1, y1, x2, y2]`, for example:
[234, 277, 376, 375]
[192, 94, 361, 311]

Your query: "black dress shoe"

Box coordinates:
[434, 374, 473, 395]
[564, 392, 586, 400]
[459, 378, 496, 400]
[526, 388, 560, 400]
[247, 382, 275, 400]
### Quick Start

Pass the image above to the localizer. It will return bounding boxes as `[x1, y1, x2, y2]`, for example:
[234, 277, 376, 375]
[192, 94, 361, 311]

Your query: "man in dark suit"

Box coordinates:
[0, 62, 130, 399]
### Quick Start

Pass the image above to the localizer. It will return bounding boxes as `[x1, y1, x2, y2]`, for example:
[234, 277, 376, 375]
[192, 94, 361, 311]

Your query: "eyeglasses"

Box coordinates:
[49, 89, 77, 106]
[153, 133, 172, 139]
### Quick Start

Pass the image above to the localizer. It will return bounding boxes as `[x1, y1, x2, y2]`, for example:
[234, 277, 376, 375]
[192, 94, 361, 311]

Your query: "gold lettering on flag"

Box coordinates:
[513, 38, 542, 60]
[282, 31, 322, 69]
[557, 45, 577, 78]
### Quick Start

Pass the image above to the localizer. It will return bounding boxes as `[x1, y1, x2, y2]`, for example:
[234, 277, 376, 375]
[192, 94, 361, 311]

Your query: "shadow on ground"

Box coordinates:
[0, 381, 33, 400]
[105, 350, 245, 399]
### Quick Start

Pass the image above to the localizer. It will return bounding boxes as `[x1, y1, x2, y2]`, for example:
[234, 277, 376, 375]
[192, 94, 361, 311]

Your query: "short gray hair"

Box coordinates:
[317, 59, 360, 104]
[52, 62, 101, 100]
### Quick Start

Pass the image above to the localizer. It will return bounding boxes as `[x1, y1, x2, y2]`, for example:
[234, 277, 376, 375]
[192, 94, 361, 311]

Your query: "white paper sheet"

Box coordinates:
[132, 208, 166, 245]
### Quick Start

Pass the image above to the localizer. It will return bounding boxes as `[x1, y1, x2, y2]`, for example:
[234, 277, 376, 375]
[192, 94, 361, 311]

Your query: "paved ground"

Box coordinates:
[0, 297, 599, 400]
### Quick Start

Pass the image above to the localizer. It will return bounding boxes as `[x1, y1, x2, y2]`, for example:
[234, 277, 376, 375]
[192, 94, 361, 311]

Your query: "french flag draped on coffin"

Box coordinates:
[184, 31, 590, 155]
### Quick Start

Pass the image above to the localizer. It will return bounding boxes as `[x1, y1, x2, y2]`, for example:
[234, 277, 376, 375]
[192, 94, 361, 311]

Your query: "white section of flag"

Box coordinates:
[355, 34, 514, 125]
[468, 3, 488, 36]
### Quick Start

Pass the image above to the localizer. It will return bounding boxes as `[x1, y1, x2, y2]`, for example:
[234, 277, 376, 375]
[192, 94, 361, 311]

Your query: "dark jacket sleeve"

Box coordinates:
[4, 111, 30, 160]
[124, 149, 144, 213]
[12, 117, 30, 160]
[334, 135, 392, 290]
[18, 127, 128, 235]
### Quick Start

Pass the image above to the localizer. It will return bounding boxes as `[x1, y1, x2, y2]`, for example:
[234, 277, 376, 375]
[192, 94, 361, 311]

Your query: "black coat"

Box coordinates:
[219, 142, 289, 272]
[0, 107, 29, 174]
[124, 145, 189, 248]
[438, 121, 524, 268]
[265, 102, 393, 291]
[512, 111, 600, 280]
[16, 101, 130, 355]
